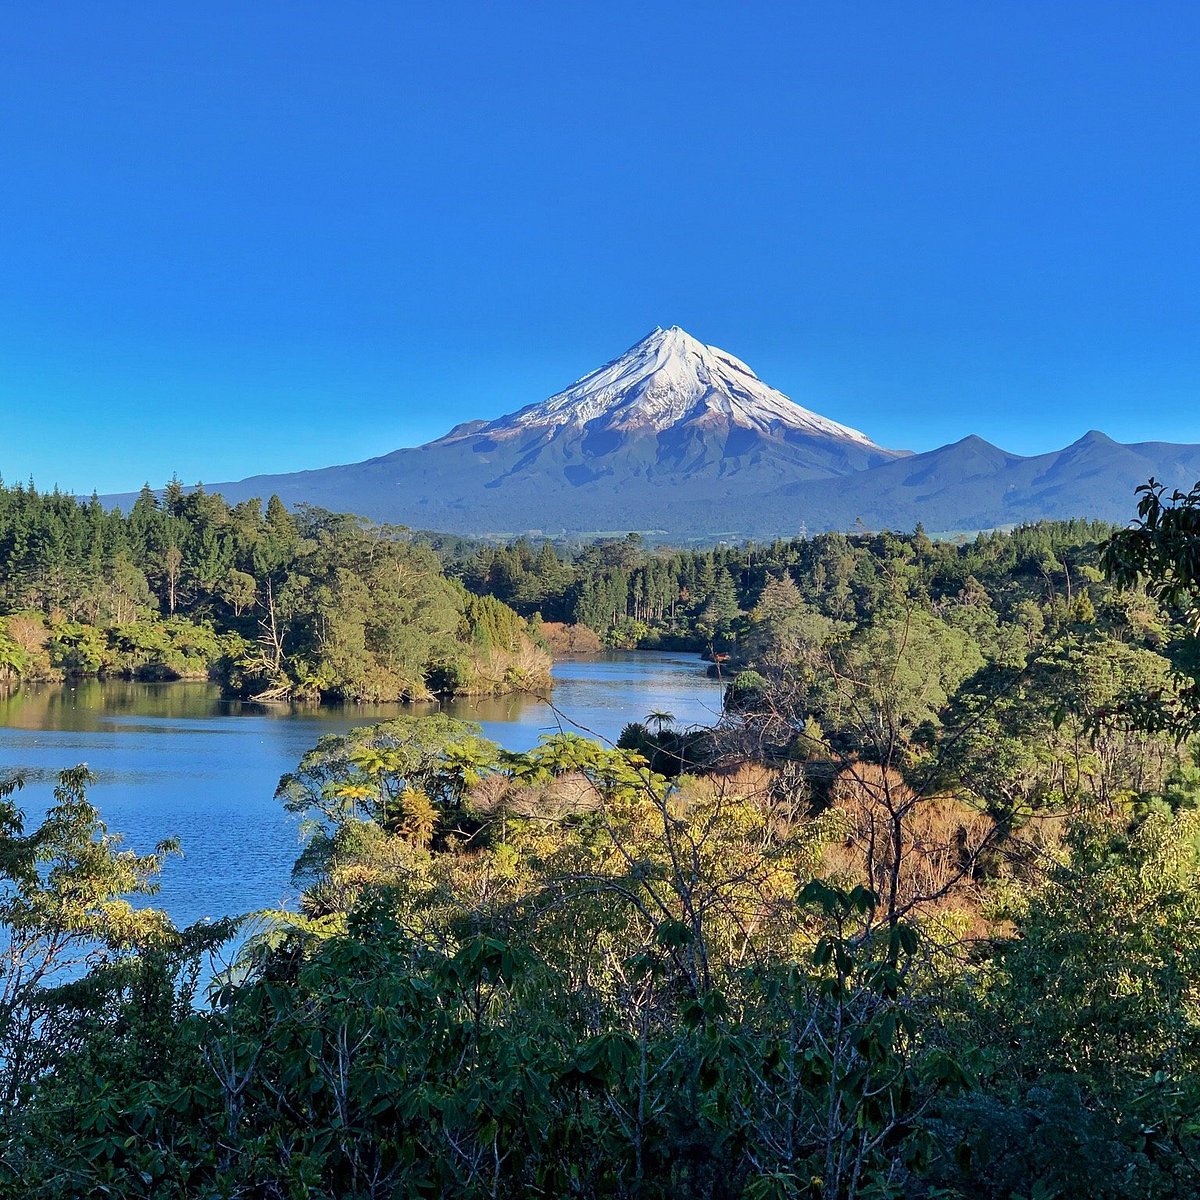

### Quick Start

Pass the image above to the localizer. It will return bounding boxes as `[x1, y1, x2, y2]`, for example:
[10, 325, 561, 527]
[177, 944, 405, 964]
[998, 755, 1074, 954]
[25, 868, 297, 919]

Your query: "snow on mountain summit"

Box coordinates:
[440, 326, 882, 448]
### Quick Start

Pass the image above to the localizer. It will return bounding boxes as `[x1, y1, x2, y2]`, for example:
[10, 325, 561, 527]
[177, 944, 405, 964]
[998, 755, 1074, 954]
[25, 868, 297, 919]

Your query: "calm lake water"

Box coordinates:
[0, 652, 722, 927]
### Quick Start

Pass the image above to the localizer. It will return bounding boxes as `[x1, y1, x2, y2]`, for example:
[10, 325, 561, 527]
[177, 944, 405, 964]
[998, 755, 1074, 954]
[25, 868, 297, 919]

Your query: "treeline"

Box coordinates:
[456, 519, 1118, 648]
[0, 480, 549, 702]
[6, 487, 1200, 1196]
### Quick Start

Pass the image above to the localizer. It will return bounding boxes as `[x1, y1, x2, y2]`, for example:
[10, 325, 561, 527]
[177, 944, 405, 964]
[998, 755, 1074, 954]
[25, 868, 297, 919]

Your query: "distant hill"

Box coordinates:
[103, 327, 1200, 539]
[749, 431, 1200, 537]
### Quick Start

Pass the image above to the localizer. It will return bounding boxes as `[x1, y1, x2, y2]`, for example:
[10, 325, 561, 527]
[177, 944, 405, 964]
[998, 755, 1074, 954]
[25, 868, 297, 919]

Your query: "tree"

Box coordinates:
[935, 635, 1180, 824]
[696, 567, 741, 644]
[276, 714, 499, 907]
[0, 768, 180, 1116]
[1103, 478, 1200, 733]
[933, 807, 1200, 1200]
[744, 574, 843, 673]
[221, 568, 256, 618]
[102, 551, 153, 625]
[829, 606, 985, 754]
[163, 475, 185, 517]
[163, 544, 184, 614]
[0, 630, 26, 684]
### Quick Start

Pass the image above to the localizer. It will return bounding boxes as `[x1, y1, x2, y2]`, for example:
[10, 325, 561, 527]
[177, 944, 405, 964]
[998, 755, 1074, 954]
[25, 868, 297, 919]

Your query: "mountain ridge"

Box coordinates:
[99, 327, 1200, 540]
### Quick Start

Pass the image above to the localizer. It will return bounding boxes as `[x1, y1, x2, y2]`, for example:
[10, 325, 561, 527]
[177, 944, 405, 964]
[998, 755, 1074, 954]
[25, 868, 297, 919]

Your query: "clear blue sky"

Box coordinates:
[3, 2, 1200, 493]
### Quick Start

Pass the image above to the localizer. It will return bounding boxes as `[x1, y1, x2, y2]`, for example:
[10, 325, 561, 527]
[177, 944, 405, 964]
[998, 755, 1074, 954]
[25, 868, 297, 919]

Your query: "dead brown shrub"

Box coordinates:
[538, 622, 603, 655]
[825, 761, 996, 923]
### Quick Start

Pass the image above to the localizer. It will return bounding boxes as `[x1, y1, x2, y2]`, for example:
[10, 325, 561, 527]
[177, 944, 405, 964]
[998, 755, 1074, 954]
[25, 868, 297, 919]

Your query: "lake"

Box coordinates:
[0, 652, 722, 927]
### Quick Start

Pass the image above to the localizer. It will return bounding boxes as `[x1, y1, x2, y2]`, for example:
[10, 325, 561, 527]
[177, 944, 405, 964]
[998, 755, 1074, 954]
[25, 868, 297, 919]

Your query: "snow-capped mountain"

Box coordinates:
[440, 326, 882, 448]
[180, 325, 901, 537]
[101, 326, 1200, 540]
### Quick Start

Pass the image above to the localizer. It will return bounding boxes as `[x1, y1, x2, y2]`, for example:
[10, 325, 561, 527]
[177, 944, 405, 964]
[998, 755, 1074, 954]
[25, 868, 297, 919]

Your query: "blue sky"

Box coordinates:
[3, 2, 1200, 493]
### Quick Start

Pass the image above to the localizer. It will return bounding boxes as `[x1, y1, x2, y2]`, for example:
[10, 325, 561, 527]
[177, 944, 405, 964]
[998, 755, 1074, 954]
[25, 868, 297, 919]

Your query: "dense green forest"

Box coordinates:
[0, 480, 549, 702]
[6, 489, 1200, 1196]
[452, 519, 1118, 654]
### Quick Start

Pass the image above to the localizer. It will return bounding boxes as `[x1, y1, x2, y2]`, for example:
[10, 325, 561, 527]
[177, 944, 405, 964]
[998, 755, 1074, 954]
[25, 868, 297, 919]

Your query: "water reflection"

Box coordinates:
[0, 652, 721, 926]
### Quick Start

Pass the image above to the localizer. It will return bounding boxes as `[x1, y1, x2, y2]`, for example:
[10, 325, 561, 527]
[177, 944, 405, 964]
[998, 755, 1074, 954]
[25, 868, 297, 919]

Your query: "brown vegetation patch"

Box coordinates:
[825, 761, 996, 923]
[538, 622, 603, 655]
[470, 769, 602, 821]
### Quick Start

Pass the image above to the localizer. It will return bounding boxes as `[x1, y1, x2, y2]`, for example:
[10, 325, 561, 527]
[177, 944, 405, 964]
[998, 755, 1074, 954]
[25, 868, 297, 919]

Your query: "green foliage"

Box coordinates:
[1102, 478, 1200, 734]
[451, 519, 1119, 659]
[934, 634, 1179, 823]
[931, 808, 1200, 1199]
[1104, 478, 1200, 615]
[10, 500, 1200, 1197]
[0, 766, 205, 1132]
[0, 482, 541, 702]
[277, 715, 500, 911]
[3, 730, 946, 1199]
[834, 606, 985, 744]
[604, 615, 651, 649]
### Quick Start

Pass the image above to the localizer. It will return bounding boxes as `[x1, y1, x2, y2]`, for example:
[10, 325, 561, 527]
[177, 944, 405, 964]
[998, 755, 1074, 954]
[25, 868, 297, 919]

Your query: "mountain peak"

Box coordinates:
[645, 323, 701, 346]
[1070, 429, 1119, 448]
[446, 326, 885, 449]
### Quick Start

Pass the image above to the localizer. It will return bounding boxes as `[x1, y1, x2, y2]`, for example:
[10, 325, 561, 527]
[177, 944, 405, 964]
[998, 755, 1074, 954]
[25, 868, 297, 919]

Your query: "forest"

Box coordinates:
[0, 480, 550, 703]
[4, 483, 1200, 1197]
[452, 518, 1119, 654]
